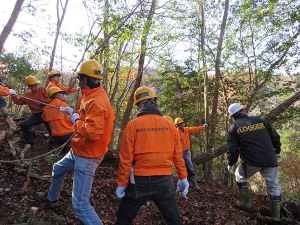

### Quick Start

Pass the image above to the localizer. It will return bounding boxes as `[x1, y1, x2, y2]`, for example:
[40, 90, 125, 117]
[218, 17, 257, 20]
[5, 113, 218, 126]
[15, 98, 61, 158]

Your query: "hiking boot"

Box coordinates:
[36, 191, 59, 208]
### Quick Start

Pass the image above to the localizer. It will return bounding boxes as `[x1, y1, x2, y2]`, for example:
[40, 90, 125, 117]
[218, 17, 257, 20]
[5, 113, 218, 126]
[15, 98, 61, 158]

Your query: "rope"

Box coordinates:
[16, 95, 60, 110]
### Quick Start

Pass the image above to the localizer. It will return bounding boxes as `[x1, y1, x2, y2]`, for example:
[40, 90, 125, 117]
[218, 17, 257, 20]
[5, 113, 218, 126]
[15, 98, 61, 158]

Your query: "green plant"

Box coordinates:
[51, 213, 68, 225]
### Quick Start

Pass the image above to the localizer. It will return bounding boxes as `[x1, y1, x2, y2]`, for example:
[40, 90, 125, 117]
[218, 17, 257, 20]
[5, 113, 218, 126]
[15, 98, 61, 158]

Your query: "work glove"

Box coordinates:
[176, 178, 189, 198]
[276, 154, 282, 162]
[60, 106, 75, 115]
[203, 124, 208, 130]
[70, 113, 80, 124]
[9, 89, 17, 95]
[71, 72, 78, 79]
[227, 165, 234, 174]
[116, 185, 127, 198]
[39, 102, 46, 107]
[76, 86, 81, 91]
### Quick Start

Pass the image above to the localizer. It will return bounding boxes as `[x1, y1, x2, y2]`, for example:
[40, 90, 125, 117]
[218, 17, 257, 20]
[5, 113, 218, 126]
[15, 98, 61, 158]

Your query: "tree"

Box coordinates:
[0, 0, 25, 52]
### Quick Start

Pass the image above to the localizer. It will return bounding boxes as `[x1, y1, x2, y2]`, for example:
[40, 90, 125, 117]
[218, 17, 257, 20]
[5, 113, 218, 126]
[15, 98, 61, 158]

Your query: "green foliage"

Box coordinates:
[51, 213, 68, 225]
[46, 154, 62, 167]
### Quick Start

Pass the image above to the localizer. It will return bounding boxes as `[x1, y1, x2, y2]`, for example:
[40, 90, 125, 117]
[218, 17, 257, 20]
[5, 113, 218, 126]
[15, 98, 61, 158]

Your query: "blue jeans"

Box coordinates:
[20, 112, 52, 145]
[182, 150, 195, 177]
[115, 175, 182, 225]
[46, 149, 104, 225]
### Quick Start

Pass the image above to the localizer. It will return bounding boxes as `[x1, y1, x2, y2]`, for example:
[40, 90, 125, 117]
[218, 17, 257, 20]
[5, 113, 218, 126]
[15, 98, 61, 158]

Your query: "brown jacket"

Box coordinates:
[11, 86, 51, 114]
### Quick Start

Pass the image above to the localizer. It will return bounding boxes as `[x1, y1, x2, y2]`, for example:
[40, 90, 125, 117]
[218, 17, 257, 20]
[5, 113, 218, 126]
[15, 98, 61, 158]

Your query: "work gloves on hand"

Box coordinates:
[70, 113, 80, 124]
[60, 106, 75, 115]
[76, 86, 81, 91]
[9, 89, 17, 95]
[276, 154, 282, 162]
[116, 185, 127, 198]
[203, 124, 208, 130]
[227, 165, 234, 174]
[176, 178, 189, 198]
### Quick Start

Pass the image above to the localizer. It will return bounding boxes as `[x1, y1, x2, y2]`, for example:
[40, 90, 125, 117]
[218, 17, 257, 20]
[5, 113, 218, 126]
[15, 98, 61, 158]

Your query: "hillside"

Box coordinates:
[0, 117, 299, 225]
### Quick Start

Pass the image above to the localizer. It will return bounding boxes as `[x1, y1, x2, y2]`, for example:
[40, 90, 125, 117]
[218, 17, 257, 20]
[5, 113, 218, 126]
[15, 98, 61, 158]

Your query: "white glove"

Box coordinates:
[60, 106, 74, 115]
[203, 124, 208, 130]
[176, 178, 189, 198]
[116, 185, 127, 198]
[276, 154, 282, 162]
[9, 89, 17, 95]
[71, 72, 78, 79]
[227, 165, 234, 174]
[70, 113, 80, 124]
[76, 86, 80, 91]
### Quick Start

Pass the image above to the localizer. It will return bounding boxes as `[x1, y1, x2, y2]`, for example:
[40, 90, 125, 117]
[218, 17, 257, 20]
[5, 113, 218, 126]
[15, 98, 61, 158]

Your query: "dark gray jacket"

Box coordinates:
[227, 114, 281, 167]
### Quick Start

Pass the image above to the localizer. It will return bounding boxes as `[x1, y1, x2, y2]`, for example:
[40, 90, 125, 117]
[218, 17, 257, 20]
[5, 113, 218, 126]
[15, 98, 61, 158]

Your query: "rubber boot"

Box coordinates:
[271, 195, 281, 221]
[190, 176, 201, 190]
[236, 182, 251, 210]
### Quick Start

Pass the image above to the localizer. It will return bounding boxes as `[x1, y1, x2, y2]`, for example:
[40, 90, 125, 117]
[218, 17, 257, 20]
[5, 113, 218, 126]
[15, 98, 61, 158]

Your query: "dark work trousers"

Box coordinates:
[53, 132, 74, 155]
[114, 175, 182, 225]
[20, 112, 52, 145]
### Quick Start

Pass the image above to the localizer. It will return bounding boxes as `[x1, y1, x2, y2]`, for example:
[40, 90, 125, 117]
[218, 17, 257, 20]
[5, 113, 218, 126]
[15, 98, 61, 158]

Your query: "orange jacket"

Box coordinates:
[42, 98, 74, 136]
[0, 86, 9, 96]
[70, 86, 115, 158]
[11, 86, 51, 114]
[47, 80, 77, 93]
[177, 126, 205, 151]
[117, 115, 187, 186]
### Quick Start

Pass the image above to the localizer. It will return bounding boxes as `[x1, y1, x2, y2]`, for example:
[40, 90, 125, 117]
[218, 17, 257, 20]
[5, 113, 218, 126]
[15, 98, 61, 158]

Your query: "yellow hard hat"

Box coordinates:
[25, 75, 39, 85]
[48, 70, 61, 78]
[48, 87, 66, 97]
[134, 86, 157, 105]
[77, 60, 103, 79]
[163, 116, 174, 122]
[174, 117, 184, 125]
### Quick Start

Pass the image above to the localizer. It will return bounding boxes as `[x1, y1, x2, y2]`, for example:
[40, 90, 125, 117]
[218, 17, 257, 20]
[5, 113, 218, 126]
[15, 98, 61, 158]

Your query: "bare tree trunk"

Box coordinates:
[0, 0, 25, 52]
[203, 0, 229, 181]
[116, 0, 157, 149]
[45, 0, 69, 87]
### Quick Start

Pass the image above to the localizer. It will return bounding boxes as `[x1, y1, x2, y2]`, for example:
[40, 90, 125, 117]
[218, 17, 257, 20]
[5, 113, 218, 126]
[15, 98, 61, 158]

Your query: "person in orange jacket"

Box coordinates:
[11, 75, 53, 149]
[174, 117, 208, 190]
[36, 60, 115, 225]
[47, 70, 79, 94]
[42, 87, 74, 155]
[115, 86, 189, 225]
[0, 80, 17, 117]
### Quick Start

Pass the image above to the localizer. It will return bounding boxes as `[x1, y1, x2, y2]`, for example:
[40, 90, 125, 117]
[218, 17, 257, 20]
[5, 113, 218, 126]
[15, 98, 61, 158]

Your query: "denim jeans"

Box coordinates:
[115, 175, 182, 225]
[20, 112, 52, 145]
[182, 150, 195, 177]
[235, 163, 281, 196]
[46, 149, 104, 225]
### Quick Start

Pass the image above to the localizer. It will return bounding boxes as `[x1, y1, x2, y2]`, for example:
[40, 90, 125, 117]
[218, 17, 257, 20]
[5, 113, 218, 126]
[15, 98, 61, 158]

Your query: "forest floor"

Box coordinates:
[0, 117, 300, 225]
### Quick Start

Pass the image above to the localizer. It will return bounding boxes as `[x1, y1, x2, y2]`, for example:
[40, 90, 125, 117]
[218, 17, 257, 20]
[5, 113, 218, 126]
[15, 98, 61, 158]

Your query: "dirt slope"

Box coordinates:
[0, 118, 299, 225]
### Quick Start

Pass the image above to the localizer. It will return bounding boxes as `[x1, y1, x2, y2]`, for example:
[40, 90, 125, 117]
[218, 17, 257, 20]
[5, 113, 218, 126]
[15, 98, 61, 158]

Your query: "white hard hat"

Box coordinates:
[228, 103, 243, 116]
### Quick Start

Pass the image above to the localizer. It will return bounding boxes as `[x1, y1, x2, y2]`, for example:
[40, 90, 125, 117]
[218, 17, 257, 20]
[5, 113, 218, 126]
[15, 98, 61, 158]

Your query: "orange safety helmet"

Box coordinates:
[134, 86, 157, 105]
[25, 75, 39, 85]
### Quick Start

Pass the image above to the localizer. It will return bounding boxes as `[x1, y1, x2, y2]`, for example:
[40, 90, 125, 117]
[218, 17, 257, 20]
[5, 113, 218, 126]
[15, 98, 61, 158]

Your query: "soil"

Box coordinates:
[0, 117, 299, 225]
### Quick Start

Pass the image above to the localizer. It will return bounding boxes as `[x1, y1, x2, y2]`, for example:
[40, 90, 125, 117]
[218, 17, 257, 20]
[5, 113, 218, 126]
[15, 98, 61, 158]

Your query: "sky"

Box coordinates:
[0, 0, 89, 71]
